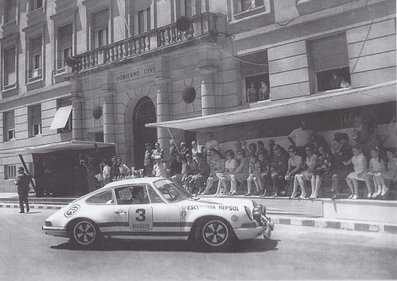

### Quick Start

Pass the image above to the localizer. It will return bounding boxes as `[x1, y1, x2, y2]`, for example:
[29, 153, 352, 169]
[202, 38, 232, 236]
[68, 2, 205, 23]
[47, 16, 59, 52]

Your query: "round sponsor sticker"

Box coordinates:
[64, 204, 80, 218]
[231, 215, 239, 222]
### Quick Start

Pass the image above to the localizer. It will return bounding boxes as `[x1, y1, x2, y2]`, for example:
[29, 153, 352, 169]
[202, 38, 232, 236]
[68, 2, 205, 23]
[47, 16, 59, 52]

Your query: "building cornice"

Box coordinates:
[0, 82, 72, 111]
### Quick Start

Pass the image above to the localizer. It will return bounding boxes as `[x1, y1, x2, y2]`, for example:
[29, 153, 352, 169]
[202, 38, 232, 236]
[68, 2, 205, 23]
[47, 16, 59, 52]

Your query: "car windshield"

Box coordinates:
[153, 179, 189, 203]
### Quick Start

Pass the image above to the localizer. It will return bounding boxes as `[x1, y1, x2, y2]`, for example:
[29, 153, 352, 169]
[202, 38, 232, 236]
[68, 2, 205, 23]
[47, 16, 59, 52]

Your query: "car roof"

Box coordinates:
[103, 177, 167, 189]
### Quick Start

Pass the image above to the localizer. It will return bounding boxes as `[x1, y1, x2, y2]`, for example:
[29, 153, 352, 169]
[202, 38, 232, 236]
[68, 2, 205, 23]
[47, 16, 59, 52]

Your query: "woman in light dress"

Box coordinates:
[216, 150, 238, 196]
[345, 144, 372, 199]
[367, 147, 387, 198]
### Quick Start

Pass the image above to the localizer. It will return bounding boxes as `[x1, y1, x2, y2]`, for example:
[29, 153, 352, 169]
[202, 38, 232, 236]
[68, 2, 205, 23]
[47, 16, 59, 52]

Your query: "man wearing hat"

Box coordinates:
[14, 167, 31, 213]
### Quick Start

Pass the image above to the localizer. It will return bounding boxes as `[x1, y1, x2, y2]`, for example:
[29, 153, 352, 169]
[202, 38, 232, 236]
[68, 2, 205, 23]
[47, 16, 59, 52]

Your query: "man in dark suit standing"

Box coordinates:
[15, 167, 31, 213]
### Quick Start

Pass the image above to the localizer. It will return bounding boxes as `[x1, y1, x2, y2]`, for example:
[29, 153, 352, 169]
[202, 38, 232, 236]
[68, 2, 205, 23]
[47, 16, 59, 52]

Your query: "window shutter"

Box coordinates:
[5, 111, 15, 130]
[93, 9, 109, 30]
[309, 33, 349, 72]
[4, 47, 16, 85]
[31, 105, 41, 124]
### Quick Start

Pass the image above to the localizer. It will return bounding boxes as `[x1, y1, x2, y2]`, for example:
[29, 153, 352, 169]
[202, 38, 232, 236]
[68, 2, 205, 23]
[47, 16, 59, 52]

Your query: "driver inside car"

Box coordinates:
[132, 186, 149, 204]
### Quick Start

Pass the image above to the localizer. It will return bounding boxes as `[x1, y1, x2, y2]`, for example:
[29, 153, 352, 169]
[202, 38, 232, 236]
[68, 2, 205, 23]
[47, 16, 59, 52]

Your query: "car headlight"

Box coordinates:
[244, 206, 253, 221]
[44, 221, 52, 227]
[252, 207, 262, 222]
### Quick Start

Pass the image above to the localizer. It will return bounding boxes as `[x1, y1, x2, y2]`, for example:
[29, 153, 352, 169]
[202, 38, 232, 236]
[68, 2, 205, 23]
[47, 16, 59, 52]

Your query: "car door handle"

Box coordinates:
[115, 210, 126, 215]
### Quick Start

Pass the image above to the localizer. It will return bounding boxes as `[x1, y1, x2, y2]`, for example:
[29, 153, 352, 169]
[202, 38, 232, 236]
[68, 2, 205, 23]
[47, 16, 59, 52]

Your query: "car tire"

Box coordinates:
[195, 218, 234, 251]
[70, 219, 101, 248]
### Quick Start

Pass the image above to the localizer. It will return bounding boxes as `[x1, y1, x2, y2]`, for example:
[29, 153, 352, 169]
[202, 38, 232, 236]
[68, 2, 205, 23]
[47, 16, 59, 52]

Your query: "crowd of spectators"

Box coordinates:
[100, 116, 397, 200]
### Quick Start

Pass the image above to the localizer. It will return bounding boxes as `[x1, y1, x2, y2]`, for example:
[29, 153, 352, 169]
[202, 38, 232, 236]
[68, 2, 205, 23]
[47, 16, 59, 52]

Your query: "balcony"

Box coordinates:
[71, 12, 224, 74]
[1, 19, 18, 38]
[26, 6, 46, 27]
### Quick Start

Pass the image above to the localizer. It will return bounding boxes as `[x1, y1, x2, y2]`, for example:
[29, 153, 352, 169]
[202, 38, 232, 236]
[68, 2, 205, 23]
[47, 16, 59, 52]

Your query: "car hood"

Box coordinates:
[183, 196, 254, 208]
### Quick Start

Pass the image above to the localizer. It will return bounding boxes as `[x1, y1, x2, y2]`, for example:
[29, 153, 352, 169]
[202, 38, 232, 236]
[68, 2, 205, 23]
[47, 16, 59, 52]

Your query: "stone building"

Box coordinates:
[0, 0, 395, 193]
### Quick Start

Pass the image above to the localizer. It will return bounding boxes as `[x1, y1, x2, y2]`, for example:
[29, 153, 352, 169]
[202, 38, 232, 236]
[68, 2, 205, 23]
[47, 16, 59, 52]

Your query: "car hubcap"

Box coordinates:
[202, 220, 228, 246]
[74, 221, 96, 245]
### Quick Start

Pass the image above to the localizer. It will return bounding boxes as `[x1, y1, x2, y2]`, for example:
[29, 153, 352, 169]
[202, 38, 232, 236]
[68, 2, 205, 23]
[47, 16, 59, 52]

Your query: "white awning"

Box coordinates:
[50, 105, 73, 130]
[146, 81, 396, 131]
[23, 140, 115, 154]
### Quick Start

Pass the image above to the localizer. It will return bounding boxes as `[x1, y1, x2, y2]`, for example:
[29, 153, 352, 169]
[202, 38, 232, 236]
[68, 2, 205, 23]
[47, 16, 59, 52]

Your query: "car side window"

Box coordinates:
[147, 185, 164, 204]
[86, 190, 114, 204]
[115, 186, 150, 205]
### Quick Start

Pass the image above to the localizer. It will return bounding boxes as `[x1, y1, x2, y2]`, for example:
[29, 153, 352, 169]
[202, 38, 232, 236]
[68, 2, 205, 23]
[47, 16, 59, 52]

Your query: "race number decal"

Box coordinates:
[128, 206, 153, 231]
[64, 204, 80, 218]
[135, 209, 146, 221]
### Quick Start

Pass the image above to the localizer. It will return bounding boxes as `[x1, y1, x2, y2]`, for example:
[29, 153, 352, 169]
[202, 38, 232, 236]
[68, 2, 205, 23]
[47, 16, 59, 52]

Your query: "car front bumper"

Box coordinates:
[234, 225, 265, 240]
[42, 226, 68, 238]
[234, 215, 274, 240]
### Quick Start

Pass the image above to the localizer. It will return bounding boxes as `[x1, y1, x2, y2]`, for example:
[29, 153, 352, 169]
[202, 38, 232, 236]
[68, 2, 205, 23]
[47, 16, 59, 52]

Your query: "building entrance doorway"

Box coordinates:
[133, 97, 157, 169]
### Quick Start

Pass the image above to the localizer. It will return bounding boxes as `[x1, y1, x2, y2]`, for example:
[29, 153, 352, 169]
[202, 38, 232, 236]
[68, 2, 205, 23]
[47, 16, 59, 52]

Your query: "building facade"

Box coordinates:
[0, 0, 395, 193]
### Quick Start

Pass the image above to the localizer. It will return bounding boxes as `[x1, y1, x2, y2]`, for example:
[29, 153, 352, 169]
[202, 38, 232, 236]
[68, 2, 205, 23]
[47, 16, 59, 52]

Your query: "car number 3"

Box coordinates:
[135, 209, 146, 221]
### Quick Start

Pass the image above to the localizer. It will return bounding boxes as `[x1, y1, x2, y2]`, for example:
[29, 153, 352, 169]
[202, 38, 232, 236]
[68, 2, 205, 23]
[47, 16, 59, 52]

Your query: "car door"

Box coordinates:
[85, 189, 119, 235]
[146, 185, 182, 237]
[113, 185, 153, 234]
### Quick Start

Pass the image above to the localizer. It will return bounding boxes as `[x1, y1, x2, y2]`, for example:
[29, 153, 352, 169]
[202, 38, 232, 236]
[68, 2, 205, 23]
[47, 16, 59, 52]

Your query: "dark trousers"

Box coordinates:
[271, 174, 286, 195]
[18, 191, 29, 212]
[144, 165, 153, 177]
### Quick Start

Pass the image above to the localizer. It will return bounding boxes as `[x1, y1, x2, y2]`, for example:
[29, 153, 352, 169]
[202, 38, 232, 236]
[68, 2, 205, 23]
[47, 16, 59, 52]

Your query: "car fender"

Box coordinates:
[178, 200, 253, 231]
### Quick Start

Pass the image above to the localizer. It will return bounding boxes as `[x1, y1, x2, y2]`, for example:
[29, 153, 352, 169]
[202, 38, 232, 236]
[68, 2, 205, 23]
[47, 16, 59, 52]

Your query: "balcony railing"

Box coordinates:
[72, 12, 222, 74]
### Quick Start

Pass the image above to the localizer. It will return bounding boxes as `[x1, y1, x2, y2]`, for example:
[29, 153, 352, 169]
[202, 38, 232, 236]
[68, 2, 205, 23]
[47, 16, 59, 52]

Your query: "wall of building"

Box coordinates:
[347, 17, 396, 88]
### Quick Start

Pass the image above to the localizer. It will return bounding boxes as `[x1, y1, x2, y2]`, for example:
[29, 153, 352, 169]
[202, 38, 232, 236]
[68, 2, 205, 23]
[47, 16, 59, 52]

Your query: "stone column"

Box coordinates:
[103, 94, 115, 143]
[200, 68, 216, 116]
[156, 79, 170, 157]
[71, 98, 84, 140]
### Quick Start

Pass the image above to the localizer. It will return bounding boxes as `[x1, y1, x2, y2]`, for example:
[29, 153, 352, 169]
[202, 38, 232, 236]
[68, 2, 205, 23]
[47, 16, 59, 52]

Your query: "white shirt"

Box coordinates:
[289, 127, 313, 147]
[225, 159, 238, 173]
[102, 165, 111, 179]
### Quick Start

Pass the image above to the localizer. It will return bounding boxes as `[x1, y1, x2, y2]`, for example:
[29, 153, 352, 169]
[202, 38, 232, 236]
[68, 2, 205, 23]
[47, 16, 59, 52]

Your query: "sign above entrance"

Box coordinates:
[115, 64, 155, 82]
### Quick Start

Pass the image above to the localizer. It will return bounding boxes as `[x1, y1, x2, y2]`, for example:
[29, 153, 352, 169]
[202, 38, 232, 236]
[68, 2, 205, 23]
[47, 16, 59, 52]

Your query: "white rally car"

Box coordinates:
[43, 178, 273, 250]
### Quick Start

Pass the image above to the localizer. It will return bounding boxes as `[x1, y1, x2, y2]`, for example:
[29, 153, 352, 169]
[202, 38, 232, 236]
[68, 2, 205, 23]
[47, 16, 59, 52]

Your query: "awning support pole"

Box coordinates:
[167, 127, 181, 155]
[18, 154, 36, 190]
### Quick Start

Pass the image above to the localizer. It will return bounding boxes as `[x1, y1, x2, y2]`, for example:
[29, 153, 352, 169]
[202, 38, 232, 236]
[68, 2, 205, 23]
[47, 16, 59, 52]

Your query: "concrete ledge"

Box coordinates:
[322, 198, 397, 224]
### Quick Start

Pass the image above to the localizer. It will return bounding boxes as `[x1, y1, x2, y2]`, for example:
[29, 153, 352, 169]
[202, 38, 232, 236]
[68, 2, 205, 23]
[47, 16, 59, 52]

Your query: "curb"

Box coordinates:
[271, 215, 397, 235]
[0, 203, 63, 210]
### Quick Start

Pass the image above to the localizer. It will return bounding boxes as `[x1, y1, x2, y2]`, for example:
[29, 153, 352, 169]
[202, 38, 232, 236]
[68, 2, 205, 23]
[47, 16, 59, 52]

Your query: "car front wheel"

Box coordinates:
[70, 219, 101, 248]
[196, 219, 233, 251]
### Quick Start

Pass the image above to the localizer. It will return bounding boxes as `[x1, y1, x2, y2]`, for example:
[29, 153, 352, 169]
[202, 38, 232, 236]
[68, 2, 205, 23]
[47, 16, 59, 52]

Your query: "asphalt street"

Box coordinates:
[0, 208, 396, 281]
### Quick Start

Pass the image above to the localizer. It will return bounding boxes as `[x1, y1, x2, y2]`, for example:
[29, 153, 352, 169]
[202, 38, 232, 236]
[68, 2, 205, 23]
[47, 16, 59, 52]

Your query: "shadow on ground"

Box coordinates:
[51, 238, 279, 253]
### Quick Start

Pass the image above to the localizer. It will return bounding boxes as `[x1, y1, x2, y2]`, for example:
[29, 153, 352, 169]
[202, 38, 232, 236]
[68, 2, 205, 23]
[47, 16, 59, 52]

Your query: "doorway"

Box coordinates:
[133, 97, 157, 169]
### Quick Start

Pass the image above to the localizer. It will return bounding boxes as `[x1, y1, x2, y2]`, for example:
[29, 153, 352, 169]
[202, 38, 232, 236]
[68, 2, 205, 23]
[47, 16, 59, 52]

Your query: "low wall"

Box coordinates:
[252, 196, 397, 225]
[253, 197, 323, 217]
[323, 199, 397, 224]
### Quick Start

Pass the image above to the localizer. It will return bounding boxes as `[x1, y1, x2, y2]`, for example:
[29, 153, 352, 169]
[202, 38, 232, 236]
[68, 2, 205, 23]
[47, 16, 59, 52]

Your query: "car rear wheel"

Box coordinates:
[195, 218, 234, 251]
[70, 219, 101, 248]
